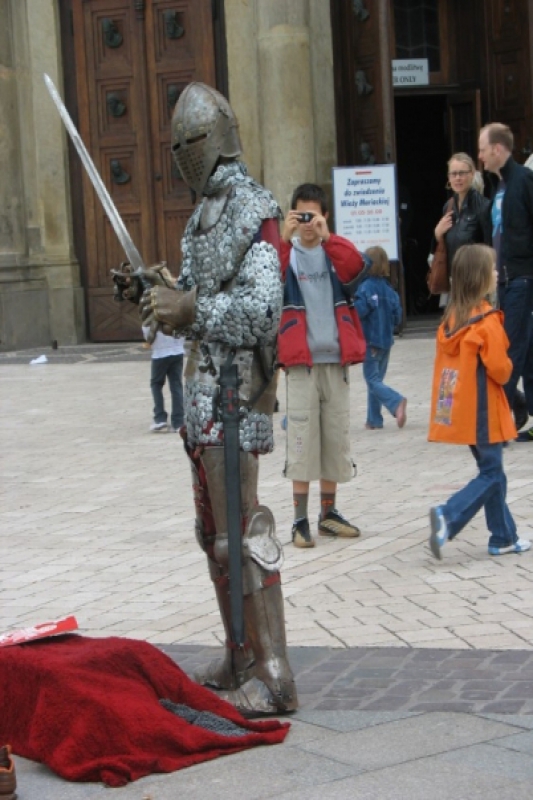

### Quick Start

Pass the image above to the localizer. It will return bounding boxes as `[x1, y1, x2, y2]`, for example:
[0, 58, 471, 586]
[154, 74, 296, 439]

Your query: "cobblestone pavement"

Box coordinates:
[164, 644, 533, 715]
[2, 337, 533, 652]
[3, 337, 533, 799]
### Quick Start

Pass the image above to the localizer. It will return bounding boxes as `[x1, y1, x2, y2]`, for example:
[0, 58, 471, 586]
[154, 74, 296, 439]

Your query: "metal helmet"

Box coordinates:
[171, 82, 242, 195]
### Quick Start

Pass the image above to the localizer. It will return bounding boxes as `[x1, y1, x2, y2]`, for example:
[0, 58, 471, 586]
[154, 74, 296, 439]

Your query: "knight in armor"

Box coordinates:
[136, 83, 297, 715]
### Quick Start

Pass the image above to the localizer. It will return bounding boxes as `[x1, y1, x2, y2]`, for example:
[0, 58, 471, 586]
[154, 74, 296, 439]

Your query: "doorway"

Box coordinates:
[395, 94, 449, 316]
[60, 0, 219, 342]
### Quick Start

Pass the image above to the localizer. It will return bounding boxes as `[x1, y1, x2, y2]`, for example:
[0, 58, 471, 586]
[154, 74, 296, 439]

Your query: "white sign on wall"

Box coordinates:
[332, 164, 399, 261]
[392, 58, 429, 86]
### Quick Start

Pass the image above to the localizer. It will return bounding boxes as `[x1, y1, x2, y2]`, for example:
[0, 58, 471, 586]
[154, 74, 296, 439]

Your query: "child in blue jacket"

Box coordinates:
[354, 246, 407, 429]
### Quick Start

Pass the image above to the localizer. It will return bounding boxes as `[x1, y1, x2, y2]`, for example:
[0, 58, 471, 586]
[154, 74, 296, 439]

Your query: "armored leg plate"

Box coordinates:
[193, 559, 255, 690]
[204, 566, 299, 714]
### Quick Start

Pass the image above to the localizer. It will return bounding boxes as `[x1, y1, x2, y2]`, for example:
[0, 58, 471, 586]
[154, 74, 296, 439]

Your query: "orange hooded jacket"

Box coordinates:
[428, 302, 517, 445]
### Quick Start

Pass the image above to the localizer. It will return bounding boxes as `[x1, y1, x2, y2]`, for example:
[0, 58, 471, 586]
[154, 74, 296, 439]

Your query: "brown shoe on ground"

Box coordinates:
[395, 398, 407, 428]
[318, 509, 361, 538]
[0, 744, 17, 800]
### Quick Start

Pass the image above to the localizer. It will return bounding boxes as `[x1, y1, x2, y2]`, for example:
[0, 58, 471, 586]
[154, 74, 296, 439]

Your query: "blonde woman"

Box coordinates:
[431, 152, 490, 306]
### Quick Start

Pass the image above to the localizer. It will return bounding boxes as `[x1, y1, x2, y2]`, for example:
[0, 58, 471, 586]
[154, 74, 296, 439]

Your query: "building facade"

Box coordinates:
[1, 0, 532, 348]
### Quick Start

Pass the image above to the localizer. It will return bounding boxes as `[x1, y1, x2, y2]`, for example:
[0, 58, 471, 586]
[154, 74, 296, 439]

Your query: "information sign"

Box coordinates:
[392, 59, 429, 86]
[332, 164, 399, 260]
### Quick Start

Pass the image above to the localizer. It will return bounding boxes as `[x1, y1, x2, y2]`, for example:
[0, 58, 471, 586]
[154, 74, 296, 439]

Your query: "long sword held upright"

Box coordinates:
[43, 73, 146, 273]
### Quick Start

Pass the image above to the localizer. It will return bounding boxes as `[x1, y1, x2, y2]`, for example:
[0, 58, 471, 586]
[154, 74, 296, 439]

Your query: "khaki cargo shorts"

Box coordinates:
[284, 363, 355, 483]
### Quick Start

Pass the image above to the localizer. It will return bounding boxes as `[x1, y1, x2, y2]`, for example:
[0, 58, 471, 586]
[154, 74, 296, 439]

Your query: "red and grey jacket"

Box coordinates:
[277, 235, 366, 368]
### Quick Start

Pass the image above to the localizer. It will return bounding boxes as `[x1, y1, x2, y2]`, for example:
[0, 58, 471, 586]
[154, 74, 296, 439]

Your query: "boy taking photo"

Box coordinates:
[277, 183, 367, 547]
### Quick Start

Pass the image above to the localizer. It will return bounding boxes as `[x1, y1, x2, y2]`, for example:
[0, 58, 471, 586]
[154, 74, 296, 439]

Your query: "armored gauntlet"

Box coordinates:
[111, 261, 176, 304]
[140, 285, 197, 332]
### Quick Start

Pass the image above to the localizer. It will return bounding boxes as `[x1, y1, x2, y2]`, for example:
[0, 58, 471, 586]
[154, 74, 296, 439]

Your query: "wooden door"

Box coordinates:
[330, 1, 405, 318]
[484, 0, 533, 160]
[447, 90, 482, 157]
[68, 0, 216, 341]
[330, 0, 396, 167]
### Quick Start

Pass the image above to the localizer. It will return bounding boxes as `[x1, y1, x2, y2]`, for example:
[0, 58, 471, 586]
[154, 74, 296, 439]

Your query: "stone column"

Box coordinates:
[257, 2, 315, 211]
[225, 0, 337, 215]
[224, 0, 262, 182]
[0, 0, 85, 350]
[0, 1, 25, 256]
[309, 0, 337, 193]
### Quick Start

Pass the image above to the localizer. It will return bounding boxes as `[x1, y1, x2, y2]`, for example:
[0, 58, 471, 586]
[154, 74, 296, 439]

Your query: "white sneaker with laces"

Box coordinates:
[150, 422, 168, 432]
[488, 538, 531, 556]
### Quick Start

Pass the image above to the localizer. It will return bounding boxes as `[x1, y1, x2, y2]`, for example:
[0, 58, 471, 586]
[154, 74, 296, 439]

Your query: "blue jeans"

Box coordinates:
[498, 277, 533, 406]
[442, 443, 517, 549]
[150, 354, 184, 428]
[363, 347, 403, 428]
[523, 316, 533, 415]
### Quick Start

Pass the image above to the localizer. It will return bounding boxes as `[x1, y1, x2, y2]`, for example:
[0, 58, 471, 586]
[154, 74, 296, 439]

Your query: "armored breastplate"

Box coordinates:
[180, 178, 280, 296]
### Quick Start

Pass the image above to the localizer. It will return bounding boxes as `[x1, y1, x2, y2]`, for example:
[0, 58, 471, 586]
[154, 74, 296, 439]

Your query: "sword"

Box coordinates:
[43, 73, 146, 274]
[218, 357, 245, 648]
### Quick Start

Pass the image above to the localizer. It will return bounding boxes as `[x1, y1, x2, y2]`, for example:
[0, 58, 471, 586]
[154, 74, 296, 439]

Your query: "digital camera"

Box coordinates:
[297, 212, 315, 223]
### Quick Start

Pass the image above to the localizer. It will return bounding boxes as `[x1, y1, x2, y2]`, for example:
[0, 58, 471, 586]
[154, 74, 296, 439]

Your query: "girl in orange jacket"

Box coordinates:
[428, 244, 530, 559]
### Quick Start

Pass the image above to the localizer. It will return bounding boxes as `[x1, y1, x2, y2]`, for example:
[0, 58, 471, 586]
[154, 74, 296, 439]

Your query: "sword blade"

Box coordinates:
[43, 73, 146, 272]
[219, 363, 245, 647]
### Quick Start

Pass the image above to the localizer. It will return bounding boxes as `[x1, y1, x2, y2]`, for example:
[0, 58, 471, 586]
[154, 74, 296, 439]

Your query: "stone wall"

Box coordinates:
[0, 0, 337, 349]
[0, 0, 85, 351]
[224, 0, 337, 215]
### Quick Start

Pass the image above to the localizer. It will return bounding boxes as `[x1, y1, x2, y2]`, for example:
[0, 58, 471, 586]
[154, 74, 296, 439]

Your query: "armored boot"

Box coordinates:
[218, 561, 298, 716]
[193, 557, 255, 690]
[192, 447, 258, 691]
[217, 505, 298, 716]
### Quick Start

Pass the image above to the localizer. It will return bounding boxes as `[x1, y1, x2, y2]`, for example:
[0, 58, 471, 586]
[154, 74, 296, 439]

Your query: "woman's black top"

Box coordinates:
[443, 188, 491, 265]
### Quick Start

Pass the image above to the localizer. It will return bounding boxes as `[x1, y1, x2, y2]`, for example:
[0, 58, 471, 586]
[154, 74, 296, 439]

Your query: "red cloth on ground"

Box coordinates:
[0, 634, 290, 786]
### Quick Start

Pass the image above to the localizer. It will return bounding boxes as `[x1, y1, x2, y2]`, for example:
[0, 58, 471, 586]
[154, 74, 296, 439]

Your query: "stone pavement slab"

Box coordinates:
[165, 644, 533, 714]
[11, 711, 533, 800]
[3, 338, 533, 798]
[2, 337, 533, 651]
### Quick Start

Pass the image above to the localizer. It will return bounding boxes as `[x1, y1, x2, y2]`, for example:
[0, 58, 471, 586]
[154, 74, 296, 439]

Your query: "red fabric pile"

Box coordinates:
[0, 634, 289, 786]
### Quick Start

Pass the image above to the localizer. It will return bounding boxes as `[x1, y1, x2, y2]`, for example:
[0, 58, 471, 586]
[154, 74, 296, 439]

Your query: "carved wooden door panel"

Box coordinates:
[330, 0, 396, 167]
[484, 0, 533, 161]
[70, 0, 215, 341]
[448, 90, 482, 158]
[144, 1, 216, 271]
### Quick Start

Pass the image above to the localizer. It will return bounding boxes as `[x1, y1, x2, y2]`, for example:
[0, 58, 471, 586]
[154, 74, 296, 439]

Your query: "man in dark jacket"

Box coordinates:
[479, 122, 533, 431]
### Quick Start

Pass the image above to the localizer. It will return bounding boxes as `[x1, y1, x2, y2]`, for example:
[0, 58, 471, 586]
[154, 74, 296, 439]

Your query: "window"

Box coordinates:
[393, 0, 441, 72]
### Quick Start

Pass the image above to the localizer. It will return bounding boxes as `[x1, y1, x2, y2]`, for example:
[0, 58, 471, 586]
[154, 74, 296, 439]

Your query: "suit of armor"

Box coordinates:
[144, 83, 297, 716]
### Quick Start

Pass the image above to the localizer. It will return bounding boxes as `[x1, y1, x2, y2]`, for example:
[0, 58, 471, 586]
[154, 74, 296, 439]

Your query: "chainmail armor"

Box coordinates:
[177, 161, 281, 453]
[177, 162, 281, 348]
[159, 698, 249, 737]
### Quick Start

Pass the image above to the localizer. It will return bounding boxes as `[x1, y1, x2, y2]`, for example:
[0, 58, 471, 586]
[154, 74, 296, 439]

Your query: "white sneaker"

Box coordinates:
[488, 538, 531, 556]
[150, 422, 168, 432]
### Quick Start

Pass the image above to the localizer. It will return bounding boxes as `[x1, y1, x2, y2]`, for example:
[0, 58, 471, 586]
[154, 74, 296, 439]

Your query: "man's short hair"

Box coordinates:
[290, 183, 328, 214]
[482, 123, 514, 152]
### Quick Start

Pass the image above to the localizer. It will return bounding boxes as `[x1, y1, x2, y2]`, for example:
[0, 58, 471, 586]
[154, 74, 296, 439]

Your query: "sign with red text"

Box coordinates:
[332, 164, 399, 260]
[0, 616, 79, 647]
